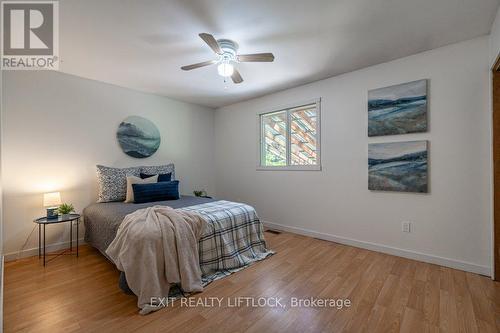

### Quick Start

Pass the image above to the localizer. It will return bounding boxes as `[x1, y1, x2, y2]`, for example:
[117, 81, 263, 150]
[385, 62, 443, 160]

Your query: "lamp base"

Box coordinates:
[46, 207, 58, 219]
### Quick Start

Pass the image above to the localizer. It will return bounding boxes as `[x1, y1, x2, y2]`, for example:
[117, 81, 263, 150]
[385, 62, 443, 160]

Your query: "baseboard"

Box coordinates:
[4, 238, 86, 262]
[6, 223, 489, 275]
[263, 221, 491, 276]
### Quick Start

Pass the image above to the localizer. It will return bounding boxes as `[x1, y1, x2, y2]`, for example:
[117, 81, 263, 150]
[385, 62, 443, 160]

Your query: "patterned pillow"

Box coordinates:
[140, 164, 175, 180]
[96, 165, 141, 202]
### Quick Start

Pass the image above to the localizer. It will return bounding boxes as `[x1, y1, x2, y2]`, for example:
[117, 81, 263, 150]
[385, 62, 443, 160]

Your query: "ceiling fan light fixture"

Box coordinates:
[181, 33, 274, 84]
[217, 62, 234, 77]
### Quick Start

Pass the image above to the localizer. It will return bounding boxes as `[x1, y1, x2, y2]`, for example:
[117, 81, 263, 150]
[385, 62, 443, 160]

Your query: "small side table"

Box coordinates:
[33, 214, 81, 266]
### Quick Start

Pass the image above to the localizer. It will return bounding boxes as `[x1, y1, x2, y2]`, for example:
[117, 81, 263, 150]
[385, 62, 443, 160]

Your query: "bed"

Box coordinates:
[83, 195, 273, 289]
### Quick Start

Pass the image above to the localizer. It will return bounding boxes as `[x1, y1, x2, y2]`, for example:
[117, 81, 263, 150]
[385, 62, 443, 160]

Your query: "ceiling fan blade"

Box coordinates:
[181, 60, 216, 71]
[231, 69, 243, 84]
[237, 53, 275, 62]
[199, 33, 223, 55]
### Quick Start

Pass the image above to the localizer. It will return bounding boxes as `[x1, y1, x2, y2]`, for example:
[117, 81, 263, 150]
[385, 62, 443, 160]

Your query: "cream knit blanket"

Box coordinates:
[106, 205, 205, 314]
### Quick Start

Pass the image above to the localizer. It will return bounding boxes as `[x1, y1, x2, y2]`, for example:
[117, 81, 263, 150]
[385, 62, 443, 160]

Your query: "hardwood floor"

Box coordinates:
[4, 231, 500, 332]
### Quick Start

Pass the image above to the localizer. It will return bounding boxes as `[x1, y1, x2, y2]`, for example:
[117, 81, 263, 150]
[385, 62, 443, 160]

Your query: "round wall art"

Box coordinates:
[117, 116, 161, 158]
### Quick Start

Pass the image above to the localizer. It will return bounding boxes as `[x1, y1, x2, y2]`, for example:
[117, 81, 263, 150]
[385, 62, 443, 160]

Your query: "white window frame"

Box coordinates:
[257, 98, 321, 171]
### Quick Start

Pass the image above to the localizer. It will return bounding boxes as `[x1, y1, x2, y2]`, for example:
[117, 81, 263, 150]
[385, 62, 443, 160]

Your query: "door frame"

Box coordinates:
[492, 54, 500, 280]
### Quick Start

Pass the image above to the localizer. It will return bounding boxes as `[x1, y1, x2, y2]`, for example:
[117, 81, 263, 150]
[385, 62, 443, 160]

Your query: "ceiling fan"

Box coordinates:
[181, 33, 275, 84]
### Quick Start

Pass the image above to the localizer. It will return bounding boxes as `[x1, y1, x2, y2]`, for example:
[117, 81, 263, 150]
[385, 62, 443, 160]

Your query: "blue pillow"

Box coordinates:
[132, 181, 180, 203]
[140, 172, 172, 182]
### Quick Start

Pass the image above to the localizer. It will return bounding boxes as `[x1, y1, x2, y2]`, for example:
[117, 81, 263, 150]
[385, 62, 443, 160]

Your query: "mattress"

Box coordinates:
[83, 195, 215, 257]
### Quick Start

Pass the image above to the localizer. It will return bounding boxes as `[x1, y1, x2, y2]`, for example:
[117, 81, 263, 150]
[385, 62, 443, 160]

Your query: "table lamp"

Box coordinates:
[43, 192, 61, 219]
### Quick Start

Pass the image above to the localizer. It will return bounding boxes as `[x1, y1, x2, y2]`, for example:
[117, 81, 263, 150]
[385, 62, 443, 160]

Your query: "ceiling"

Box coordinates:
[59, 0, 499, 108]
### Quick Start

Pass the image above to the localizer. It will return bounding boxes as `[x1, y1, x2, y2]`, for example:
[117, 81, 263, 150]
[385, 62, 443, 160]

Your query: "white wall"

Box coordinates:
[2, 71, 215, 258]
[490, 6, 500, 66]
[215, 36, 492, 275]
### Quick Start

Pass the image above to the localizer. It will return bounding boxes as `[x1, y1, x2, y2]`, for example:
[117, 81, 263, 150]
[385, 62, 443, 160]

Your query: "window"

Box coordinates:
[259, 99, 321, 170]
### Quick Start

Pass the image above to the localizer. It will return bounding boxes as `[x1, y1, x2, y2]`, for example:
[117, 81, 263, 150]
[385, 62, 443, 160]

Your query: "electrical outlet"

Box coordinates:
[402, 221, 411, 233]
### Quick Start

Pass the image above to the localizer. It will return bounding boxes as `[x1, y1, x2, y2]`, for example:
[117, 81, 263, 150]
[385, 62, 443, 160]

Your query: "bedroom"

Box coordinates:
[1, 0, 500, 332]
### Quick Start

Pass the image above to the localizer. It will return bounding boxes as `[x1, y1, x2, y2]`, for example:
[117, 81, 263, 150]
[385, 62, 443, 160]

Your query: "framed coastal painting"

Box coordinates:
[368, 79, 428, 137]
[368, 140, 428, 193]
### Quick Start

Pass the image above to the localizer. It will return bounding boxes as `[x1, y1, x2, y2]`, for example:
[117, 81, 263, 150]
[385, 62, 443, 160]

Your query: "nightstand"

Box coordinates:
[33, 214, 81, 266]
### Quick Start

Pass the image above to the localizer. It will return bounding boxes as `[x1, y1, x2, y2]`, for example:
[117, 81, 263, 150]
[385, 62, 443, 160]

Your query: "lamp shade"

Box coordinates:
[43, 192, 61, 208]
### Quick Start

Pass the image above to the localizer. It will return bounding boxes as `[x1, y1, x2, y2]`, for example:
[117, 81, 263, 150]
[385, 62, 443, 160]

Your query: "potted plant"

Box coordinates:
[57, 203, 75, 219]
[193, 190, 208, 197]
